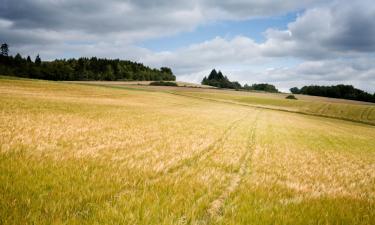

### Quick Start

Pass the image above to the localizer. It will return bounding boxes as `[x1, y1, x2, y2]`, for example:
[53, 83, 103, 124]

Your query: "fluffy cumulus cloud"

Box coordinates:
[141, 36, 263, 75]
[1, 0, 375, 92]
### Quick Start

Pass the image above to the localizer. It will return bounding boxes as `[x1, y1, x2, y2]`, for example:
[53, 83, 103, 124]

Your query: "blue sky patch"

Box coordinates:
[139, 12, 299, 51]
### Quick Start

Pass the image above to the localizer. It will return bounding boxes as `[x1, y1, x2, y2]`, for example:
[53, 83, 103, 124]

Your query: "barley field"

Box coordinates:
[1, 76, 374, 224]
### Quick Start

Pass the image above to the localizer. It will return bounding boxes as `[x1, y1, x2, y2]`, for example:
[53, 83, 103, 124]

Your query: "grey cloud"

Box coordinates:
[324, 2, 375, 52]
[0, 0, 322, 37]
[203, 0, 325, 19]
[261, 0, 375, 58]
[0, 0, 199, 35]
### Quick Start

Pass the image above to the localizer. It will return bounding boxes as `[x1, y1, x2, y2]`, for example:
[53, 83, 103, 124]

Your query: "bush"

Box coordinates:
[286, 95, 297, 100]
[149, 81, 178, 86]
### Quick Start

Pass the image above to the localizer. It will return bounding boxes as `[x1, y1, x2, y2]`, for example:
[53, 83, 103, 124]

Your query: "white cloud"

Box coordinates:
[221, 58, 375, 92]
[0, 18, 12, 28]
[141, 36, 262, 74]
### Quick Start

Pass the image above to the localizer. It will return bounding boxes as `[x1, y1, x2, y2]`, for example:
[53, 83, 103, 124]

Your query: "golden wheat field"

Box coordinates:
[0, 76, 375, 224]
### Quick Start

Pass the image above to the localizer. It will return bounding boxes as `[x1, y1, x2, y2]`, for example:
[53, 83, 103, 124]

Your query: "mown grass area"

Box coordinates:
[1, 77, 374, 224]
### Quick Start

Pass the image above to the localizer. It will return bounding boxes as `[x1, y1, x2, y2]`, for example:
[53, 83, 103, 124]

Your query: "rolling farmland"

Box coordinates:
[1, 76, 374, 224]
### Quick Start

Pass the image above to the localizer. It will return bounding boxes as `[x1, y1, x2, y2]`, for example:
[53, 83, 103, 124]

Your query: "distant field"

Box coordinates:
[71, 80, 375, 125]
[66, 80, 215, 88]
[168, 90, 375, 125]
[1, 76, 374, 224]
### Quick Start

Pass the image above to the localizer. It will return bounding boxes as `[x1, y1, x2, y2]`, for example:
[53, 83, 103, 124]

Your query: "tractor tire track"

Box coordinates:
[147, 113, 250, 182]
[207, 110, 259, 219]
[317, 103, 329, 115]
[359, 106, 370, 121]
[367, 107, 374, 121]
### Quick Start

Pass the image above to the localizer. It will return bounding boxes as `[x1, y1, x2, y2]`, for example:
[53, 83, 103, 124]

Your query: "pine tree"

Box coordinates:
[35, 54, 41, 66]
[208, 69, 218, 80]
[1, 43, 9, 56]
[217, 71, 224, 80]
[14, 53, 23, 64]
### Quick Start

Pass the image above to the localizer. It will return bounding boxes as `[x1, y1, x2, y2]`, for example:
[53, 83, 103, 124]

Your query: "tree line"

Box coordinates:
[290, 85, 375, 103]
[202, 69, 279, 92]
[0, 43, 175, 81]
[242, 83, 279, 93]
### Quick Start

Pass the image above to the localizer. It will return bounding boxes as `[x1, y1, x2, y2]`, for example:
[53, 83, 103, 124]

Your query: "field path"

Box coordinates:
[207, 110, 259, 219]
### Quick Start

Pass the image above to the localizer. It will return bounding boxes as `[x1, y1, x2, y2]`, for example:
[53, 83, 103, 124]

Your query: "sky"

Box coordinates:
[1, 0, 375, 92]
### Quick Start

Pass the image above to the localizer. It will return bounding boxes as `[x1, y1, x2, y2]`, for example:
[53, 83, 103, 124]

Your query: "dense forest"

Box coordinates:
[0, 43, 175, 81]
[290, 85, 375, 103]
[202, 69, 279, 92]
